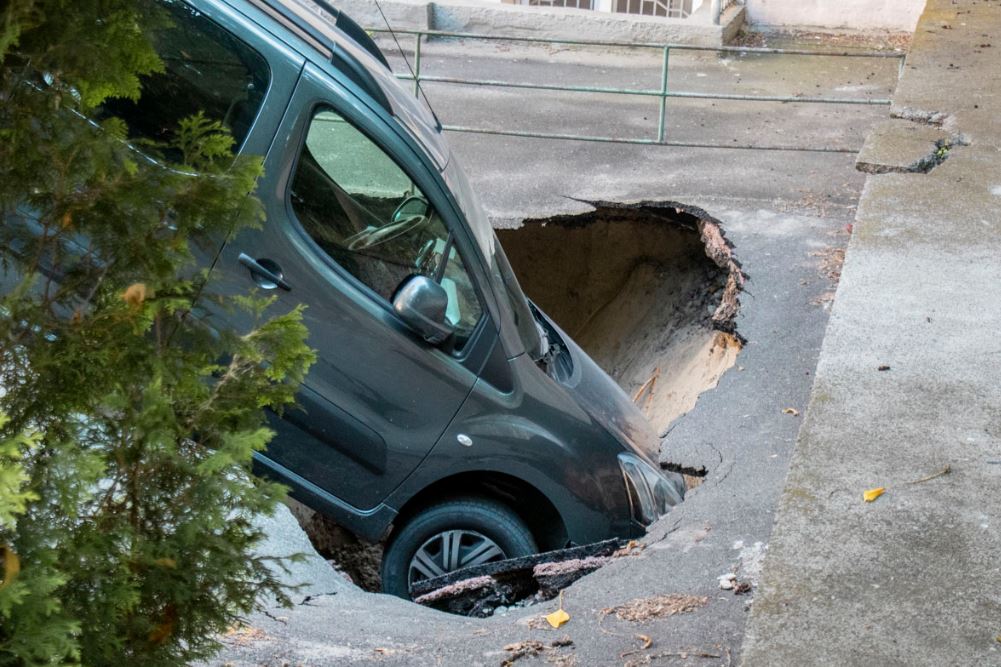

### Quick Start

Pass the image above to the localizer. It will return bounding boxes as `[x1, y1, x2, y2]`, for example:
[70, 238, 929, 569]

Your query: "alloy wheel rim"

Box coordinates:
[408, 529, 506, 587]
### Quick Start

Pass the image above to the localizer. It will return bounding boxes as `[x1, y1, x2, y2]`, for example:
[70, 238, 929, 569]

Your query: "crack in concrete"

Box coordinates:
[660, 462, 709, 477]
[298, 592, 338, 606]
[890, 106, 951, 127]
[858, 111, 971, 175]
[856, 137, 955, 174]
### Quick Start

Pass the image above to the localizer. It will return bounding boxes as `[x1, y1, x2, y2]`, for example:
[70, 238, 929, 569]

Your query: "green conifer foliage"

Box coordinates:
[0, 2, 316, 664]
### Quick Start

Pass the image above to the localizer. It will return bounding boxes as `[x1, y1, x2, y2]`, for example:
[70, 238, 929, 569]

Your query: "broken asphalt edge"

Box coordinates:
[523, 199, 748, 342]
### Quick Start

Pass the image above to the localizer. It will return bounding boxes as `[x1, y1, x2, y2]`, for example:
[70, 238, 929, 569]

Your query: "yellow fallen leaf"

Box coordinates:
[863, 487, 886, 503]
[121, 282, 147, 309]
[546, 608, 570, 629]
[153, 558, 177, 569]
[782, 407, 800, 417]
[1, 545, 20, 590]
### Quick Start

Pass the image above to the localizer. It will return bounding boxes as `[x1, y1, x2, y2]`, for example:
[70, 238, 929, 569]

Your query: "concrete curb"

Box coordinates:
[741, 0, 1001, 664]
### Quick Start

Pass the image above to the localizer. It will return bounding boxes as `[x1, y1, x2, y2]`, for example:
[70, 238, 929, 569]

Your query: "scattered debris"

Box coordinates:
[623, 648, 722, 667]
[527, 615, 553, 630]
[719, 562, 753, 594]
[878, 364, 891, 371]
[412, 540, 623, 617]
[620, 634, 655, 659]
[371, 646, 415, 658]
[501, 636, 575, 666]
[502, 640, 546, 665]
[904, 464, 952, 485]
[632, 367, 660, 406]
[223, 624, 268, 646]
[613, 540, 646, 558]
[602, 594, 708, 623]
[812, 246, 846, 284]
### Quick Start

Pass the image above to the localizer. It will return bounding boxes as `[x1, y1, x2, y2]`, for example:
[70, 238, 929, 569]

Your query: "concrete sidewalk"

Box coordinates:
[741, 1, 1001, 664]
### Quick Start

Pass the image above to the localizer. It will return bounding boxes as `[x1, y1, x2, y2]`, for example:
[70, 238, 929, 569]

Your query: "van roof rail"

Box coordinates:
[255, 0, 390, 69]
[251, 0, 393, 113]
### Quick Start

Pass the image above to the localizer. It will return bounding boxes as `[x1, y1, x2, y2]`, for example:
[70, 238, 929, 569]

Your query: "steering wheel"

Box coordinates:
[345, 214, 430, 251]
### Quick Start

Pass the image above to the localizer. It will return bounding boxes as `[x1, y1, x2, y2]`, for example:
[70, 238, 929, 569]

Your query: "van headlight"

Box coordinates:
[618, 453, 683, 525]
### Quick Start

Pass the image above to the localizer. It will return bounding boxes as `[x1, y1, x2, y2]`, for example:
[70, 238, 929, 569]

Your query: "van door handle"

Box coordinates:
[238, 253, 291, 291]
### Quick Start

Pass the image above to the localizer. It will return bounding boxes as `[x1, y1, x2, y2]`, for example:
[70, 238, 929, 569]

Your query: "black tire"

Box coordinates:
[381, 497, 538, 599]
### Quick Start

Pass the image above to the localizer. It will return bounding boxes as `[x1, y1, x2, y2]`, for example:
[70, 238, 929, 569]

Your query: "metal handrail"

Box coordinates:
[371, 28, 904, 57]
[369, 28, 906, 153]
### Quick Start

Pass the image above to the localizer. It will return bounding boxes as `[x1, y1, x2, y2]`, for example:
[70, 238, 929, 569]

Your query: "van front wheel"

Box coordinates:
[381, 497, 537, 599]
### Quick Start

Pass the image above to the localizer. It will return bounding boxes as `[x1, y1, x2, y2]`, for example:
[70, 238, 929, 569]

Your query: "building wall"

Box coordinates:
[743, 0, 925, 32]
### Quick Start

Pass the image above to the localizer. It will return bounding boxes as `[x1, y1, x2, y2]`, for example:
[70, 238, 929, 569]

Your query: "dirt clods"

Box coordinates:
[285, 498, 383, 591]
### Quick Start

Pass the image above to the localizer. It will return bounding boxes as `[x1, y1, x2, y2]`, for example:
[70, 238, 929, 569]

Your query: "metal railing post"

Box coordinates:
[413, 32, 422, 98]
[657, 46, 670, 143]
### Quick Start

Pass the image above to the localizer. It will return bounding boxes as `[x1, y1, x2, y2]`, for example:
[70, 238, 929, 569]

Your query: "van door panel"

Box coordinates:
[207, 64, 481, 511]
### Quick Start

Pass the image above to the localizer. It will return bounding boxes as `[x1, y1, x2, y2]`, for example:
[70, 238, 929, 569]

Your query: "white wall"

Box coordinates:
[744, 0, 925, 31]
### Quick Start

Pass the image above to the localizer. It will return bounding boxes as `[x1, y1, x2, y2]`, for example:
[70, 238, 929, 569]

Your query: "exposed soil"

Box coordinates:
[285, 498, 384, 591]
[498, 201, 745, 436]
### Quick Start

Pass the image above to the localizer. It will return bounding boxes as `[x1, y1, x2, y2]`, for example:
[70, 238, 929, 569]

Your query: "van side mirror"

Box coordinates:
[392, 275, 453, 344]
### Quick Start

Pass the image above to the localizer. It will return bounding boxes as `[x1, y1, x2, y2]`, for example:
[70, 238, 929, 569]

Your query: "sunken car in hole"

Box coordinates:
[1, 0, 685, 598]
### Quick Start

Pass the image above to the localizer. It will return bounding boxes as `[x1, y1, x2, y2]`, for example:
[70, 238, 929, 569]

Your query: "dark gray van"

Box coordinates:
[13, 0, 685, 597]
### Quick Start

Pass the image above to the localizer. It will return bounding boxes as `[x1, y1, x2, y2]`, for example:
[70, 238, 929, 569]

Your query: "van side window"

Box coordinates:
[289, 108, 483, 343]
[97, 0, 270, 160]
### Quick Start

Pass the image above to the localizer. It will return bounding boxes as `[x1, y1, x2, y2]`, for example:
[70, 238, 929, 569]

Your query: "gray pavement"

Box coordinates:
[210, 35, 900, 667]
[741, 1, 1001, 664]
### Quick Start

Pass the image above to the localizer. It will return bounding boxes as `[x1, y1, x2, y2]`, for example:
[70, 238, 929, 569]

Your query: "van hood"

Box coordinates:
[538, 309, 661, 461]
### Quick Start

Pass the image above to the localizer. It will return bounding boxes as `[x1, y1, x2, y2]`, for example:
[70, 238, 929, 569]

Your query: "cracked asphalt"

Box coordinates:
[209, 36, 894, 666]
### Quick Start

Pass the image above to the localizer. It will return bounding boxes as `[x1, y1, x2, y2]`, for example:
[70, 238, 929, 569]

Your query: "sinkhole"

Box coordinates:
[498, 201, 745, 436]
